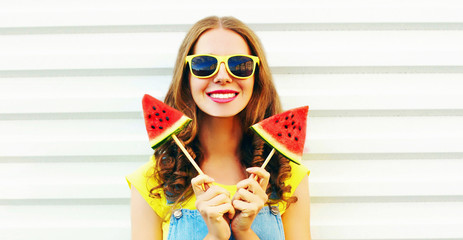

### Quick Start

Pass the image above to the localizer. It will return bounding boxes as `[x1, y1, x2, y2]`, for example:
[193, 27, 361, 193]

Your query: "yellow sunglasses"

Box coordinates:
[185, 54, 260, 79]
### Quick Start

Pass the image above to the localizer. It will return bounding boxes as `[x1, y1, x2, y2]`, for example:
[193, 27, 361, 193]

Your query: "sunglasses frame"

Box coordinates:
[185, 54, 260, 79]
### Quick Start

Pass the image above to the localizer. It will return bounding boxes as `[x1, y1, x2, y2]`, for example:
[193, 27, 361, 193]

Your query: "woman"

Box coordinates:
[127, 16, 311, 240]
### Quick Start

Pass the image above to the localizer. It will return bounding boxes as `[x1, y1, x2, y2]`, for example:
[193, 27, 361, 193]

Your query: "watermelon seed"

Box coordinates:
[293, 126, 296, 129]
[285, 116, 289, 120]
[162, 110, 166, 113]
[166, 117, 169, 121]
[284, 125, 288, 129]
[288, 133, 292, 137]
[159, 126, 163, 129]
[151, 125, 155, 129]
[278, 133, 282, 136]
[291, 114, 294, 118]
[291, 121, 295, 125]
[299, 126, 301, 131]
[148, 114, 151, 118]
[159, 118, 163, 122]
[275, 120, 279, 123]
[152, 106, 156, 110]
[295, 137, 298, 141]
[155, 113, 160, 116]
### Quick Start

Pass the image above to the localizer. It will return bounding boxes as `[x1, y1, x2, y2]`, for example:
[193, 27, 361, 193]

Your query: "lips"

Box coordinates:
[206, 90, 239, 103]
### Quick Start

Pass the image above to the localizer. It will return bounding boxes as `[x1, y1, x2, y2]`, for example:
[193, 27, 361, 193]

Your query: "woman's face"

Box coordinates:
[189, 28, 254, 118]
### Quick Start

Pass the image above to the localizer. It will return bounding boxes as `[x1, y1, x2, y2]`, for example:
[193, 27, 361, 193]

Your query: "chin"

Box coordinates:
[204, 111, 239, 118]
[199, 106, 245, 118]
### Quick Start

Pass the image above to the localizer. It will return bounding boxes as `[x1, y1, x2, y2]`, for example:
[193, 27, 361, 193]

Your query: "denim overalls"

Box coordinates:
[166, 205, 285, 240]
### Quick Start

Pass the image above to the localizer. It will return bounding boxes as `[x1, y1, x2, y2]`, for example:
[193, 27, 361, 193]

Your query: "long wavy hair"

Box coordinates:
[149, 16, 296, 218]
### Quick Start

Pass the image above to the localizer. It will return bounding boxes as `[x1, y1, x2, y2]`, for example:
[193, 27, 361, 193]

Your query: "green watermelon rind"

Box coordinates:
[251, 123, 302, 165]
[149, 115, 191, 149]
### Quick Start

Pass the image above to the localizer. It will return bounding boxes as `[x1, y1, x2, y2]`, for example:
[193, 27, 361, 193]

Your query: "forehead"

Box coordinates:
[193, 28, 251, 55]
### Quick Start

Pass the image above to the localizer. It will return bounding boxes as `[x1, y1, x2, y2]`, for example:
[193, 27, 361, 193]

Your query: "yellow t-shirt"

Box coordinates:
[126, 155, 309, 240]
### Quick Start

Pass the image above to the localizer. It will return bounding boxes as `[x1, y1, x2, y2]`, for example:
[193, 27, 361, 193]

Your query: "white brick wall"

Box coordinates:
[1, 1, 463, 239]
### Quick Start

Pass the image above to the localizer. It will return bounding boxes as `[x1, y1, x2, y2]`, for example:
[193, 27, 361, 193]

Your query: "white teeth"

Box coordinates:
[210, 93, 236, 99]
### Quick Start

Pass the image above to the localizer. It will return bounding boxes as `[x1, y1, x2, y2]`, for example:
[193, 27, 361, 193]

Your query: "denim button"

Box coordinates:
[270, 206, 279, 215]
[173, 209, 183, 219]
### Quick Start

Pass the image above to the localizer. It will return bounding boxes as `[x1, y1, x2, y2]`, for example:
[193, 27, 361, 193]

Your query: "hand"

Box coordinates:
[230, 167, 270, 235]
[192, 174, 235, 240]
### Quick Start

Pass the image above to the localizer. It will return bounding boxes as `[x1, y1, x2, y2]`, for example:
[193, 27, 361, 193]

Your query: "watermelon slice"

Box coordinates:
[250, 106, 308, 164]
[142, 94, 191, 149]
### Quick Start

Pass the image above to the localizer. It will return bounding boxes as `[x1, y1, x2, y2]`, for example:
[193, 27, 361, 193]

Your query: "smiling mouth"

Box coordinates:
[208, 93, 238, 99]
[206, 91, 239, 103]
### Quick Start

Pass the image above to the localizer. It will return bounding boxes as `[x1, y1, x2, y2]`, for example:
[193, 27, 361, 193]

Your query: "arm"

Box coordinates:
[281, 175, 311, 240]
[130, 186, 163, 240]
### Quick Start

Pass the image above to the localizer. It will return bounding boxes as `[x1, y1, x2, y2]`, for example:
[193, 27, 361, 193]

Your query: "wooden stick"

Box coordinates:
[260, 148, 276, 169]
[250, 148, 276, 180]
[171, 134, 204, 175]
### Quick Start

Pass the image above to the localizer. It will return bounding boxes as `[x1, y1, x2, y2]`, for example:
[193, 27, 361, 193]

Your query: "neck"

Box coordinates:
[199, 115, 242, 159]
[198, 115, 246, 184]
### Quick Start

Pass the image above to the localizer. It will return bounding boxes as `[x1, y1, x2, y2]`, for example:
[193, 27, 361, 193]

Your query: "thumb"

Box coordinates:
[191, 174, 214, 194]
[228, 205, 236, 219]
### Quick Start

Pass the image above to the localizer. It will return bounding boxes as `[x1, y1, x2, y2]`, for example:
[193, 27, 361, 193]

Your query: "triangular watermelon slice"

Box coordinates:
[142, 94, 192, 149]
[250, 106, 308, 164]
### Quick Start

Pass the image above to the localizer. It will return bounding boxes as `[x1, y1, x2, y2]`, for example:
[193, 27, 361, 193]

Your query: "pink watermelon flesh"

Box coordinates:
[251, 106, 308, 164]
[142, 94, 191, 149]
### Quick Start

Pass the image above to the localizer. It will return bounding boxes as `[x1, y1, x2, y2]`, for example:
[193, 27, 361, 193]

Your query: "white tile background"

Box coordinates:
[1, 1, 463, 239]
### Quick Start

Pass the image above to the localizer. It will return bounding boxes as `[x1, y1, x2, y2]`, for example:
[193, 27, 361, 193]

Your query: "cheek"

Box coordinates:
[189, 76, 207, 96]
[188, 76, 198, 93]
[244, 78, 255, 95]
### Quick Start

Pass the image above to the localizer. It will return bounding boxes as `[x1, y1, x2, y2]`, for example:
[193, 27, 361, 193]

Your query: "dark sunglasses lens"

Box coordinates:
[191, 56, 217, 77]
[228, 56, 254, 77]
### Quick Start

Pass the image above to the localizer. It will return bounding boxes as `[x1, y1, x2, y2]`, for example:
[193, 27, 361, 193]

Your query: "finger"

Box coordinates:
[246, 167, 270, 189]
[196, 186, 232, 215]
[236, 178, 265, 197]
[206, 192, 232, 207]
[228, 203, 236, 219]
[217, 203, 235, 220]
[232, 199, 258, 217]
[233, 187, 264, 205]
[197, 185, 230, 202]
[207, 203, 235, 221]
[248, 173, 256, 180]
[191, 174, 215, 195]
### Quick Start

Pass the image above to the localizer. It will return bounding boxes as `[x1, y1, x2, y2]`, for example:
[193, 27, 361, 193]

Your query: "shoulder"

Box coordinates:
[126, 155, 157, 193]
[278, 161, 310, 214]
[286, 161, 310, 194]
[126, 155, 170, 218]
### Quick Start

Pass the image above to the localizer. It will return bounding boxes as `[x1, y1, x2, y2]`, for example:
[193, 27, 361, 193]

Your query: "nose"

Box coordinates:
[213, 62, 232, 84]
